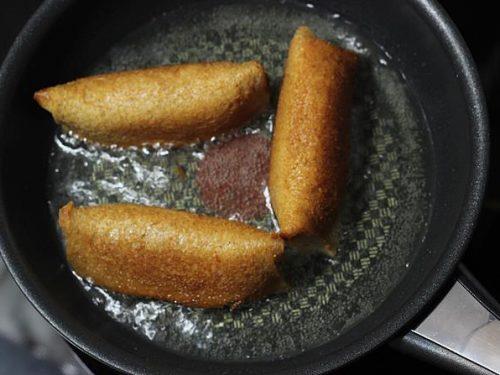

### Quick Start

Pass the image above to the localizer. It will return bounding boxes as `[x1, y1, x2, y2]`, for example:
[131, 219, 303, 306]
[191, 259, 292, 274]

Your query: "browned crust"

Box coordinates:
[59, 202, 284, 308]
[269, 26, 358, 239]
[34, 61, 270, 146]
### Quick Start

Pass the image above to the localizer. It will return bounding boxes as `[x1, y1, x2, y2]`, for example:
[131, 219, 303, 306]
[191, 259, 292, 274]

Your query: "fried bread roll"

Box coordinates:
[35, 61, 269, 146]
[269, 27, 358, 239]
[59, 203, 284, 308]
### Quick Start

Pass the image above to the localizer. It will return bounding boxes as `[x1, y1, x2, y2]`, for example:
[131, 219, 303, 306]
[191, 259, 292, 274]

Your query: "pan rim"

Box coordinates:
[0, 0, 489, 373]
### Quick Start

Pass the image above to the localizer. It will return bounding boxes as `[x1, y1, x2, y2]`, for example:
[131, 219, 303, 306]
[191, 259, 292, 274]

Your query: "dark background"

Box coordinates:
[1, 1, 499, 374]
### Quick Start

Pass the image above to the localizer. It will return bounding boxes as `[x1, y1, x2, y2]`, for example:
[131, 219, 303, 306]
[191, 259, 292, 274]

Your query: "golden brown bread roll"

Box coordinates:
[35, 61, 269, 146]
[59, 202, 284, 308]
[269, 26, 358, 239]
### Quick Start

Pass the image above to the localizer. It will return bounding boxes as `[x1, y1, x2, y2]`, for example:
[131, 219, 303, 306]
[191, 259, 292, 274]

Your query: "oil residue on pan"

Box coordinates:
[47, 1, 431, 361]
[196, 133, 271, 222]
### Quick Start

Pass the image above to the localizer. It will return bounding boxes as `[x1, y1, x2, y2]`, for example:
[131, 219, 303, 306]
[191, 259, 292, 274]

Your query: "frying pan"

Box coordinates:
[0, 0, 495, 373]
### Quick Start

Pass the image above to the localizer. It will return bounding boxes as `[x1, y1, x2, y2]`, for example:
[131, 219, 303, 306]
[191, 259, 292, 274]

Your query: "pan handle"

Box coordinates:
[393, 264, 500, 374]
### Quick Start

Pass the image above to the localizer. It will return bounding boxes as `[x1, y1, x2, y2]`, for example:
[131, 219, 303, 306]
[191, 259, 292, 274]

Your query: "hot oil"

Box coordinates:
[47, 1, 431, 361]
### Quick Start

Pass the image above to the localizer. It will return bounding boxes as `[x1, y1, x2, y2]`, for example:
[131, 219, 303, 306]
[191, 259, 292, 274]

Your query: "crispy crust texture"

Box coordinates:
[59, 202, 284, 308]
[34, 61, 269, 146]
[269, 27, 358, 239]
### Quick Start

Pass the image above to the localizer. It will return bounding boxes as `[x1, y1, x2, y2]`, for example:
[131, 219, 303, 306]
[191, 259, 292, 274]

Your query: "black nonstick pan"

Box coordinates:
[0, 0, 495, 374]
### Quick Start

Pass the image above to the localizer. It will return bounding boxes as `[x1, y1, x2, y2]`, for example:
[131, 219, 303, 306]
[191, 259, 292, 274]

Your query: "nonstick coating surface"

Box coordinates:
[47, 2, 430, 361]
[0, 0, 488, 373]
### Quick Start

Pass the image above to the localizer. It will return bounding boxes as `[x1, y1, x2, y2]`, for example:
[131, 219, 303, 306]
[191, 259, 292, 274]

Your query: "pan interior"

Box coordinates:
[47, 0, 432, 361]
